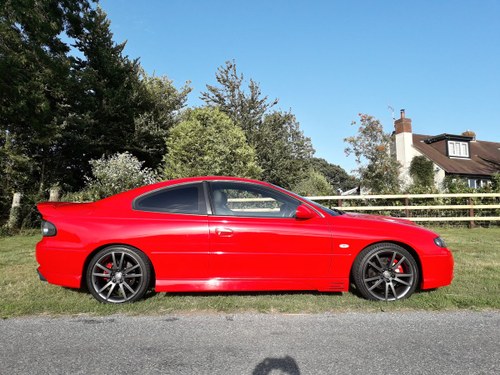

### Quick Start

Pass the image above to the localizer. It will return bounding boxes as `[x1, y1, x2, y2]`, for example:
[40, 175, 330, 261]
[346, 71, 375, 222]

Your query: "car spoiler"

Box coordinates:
[37, 202, 93, 217]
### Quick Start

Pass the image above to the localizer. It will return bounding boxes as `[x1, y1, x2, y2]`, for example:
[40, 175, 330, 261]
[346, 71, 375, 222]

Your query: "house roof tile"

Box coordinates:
[412, 134, 500, 177]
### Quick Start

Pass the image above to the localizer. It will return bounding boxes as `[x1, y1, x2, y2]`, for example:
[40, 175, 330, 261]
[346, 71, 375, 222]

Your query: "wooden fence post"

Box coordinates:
[49, 188, 60, 202]
[7, 192, 22, 230]
[469, 197, 476, 228]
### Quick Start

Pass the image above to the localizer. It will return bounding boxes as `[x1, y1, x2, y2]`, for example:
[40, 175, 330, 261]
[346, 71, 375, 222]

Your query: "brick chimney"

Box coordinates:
[394, 109, 412, 134]
[394, 109, 414, 186]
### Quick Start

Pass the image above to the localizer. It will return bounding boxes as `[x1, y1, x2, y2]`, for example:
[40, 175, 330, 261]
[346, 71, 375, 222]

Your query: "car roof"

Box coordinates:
[95, 176, 276, 206]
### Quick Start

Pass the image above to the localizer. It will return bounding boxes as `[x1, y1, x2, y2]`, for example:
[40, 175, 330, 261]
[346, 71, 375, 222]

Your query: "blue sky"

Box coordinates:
[100, 0, 500, 172]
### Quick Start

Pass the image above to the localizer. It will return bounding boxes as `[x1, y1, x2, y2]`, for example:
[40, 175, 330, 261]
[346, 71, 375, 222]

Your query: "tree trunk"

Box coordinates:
[7, 192, 22, 230]
[49, 188, 60, 202]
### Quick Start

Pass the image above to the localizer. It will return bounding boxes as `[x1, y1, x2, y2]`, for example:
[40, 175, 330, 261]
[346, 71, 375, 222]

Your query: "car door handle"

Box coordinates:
[215, 228, 234, 237]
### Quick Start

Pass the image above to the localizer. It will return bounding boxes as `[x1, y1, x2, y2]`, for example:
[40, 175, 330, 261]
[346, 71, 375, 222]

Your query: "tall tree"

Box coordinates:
[164, 108, 261, 179]
[344, 114, 401, 193]
[201, 61, 314, 189]
[0, 0, 93, 219]
[256, 111, 314, 188]
[201, 60, 277, 146]
[132, 71, 191, 168]
[0, 1, 189, 226]
[65, 6, 143, 175]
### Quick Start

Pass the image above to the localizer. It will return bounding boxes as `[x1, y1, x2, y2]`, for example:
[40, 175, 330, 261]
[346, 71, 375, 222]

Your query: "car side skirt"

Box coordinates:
[155, 278, 349, 293]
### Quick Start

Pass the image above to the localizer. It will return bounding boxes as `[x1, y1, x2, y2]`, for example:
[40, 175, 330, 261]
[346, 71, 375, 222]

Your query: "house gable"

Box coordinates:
[412, 134, 500, 177]
[391, 110, 500, 190]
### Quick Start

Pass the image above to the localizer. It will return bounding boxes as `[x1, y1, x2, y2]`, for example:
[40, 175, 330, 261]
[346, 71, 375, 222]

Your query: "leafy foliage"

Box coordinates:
[255, 111, 314, 188]
[164, 108, 262, 179]
[132, 71, 191, 168]
[0, 0, 93, 195]
[1, 6, 359, 227]
[292, 170, 334, 197]
[201, 61, 316, 189]
[408, 155, 435, 192]
[344, 114, 401, 194]
[308, 157, 358, 192]
[0, 2, 188, 225]
[66, 152, 159, 201]
[201, 60, 278, 146]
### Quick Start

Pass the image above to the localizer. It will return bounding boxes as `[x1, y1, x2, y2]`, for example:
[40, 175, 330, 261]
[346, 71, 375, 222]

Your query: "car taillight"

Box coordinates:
[41, 221, 57, 237]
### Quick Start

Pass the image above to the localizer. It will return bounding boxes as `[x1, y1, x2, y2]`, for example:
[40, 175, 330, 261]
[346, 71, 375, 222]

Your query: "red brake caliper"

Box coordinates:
[392, 260, 403, 274]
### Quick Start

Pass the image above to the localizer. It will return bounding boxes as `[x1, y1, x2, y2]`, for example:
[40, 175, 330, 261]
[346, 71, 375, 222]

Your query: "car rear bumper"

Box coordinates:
[36, 240, 84, 289]
[37, 268, 47, 282]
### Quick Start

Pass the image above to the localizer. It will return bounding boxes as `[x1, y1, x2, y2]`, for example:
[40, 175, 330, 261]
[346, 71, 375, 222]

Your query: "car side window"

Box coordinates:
[133, 183, 206, 215]
[209, 182, 299, 218]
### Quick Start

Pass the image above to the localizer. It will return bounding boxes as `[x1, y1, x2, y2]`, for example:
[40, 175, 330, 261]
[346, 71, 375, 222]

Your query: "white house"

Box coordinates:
[391, 110, 500, 189]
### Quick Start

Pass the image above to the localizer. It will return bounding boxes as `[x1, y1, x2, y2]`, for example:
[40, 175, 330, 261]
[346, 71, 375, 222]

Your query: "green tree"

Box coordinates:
[65, 8, 190, 183]
[0, 0, 93, 223]
[201, 60, 277, 145]
[308, 157, 358, 192]
[63, 6, 144, 178]
[201, 61, 314, 188]
[255, 111, 314, 188]
[132, 71, 191, 168]
[164, 108, 262, 179]
[0, 1, 188, 226]
[292, 170, 334, 196]
[409, 155, 435, 191]
[344, 113, 401, 193]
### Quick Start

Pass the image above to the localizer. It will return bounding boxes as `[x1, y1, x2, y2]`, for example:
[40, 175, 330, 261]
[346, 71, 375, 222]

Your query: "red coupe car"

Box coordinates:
[36, 176, 453, 303]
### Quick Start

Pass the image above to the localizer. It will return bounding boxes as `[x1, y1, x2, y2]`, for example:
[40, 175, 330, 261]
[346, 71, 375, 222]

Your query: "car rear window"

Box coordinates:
[133, 184, 206, 215]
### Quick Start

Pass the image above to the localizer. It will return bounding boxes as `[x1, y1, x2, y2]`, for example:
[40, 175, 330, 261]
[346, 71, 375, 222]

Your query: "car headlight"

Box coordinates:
[434, 236, 447, 248]
[41, 221, 57, 237]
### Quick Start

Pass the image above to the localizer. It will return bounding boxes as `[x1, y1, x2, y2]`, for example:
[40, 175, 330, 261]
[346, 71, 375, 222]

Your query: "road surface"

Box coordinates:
[1, 311, 498, 374]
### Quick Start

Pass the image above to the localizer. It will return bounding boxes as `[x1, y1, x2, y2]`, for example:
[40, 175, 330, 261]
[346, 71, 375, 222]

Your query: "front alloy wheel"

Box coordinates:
[352, 243, 419, 301]
[86, 246, 151, 303]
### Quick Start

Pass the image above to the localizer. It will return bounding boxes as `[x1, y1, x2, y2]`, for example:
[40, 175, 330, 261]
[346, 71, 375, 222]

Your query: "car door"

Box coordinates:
[207, 181, 333, 281]
[131, 182, 209, 281]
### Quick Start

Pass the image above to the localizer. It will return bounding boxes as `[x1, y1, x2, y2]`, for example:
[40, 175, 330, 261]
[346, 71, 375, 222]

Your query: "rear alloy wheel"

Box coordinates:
[86, 246, 151, 303]
[352, 243, 419, 301]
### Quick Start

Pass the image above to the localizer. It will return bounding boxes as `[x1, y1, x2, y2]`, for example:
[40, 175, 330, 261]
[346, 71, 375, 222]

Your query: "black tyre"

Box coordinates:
[86, 245, 152, 303]
[352, 243, 419, 301]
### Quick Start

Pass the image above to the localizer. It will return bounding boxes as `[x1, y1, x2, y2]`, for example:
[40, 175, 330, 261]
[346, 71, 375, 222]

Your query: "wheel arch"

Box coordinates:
[349, 240, 423, 288]
[80, 243, 156, 289]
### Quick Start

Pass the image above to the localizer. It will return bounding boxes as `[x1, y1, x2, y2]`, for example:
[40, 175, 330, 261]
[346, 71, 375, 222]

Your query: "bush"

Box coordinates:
[66, 152, 159, 201]
[292, 170, 334, 196]
[164, 107, 262, 179]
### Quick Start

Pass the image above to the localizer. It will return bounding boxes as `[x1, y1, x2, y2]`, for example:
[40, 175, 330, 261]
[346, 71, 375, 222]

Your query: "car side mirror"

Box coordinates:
[295, 204, 315, 220]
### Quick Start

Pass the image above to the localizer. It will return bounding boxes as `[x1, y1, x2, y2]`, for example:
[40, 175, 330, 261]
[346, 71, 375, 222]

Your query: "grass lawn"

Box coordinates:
[0, 227, 499, 318]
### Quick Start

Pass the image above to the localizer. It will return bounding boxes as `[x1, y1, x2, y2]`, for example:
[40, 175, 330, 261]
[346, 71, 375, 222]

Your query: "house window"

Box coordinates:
[448, 141, 469, 158]
[468, 179, 490, 189]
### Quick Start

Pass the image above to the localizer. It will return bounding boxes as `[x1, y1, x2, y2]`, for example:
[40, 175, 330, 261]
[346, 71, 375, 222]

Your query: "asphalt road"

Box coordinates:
[1, 311, 498, 375]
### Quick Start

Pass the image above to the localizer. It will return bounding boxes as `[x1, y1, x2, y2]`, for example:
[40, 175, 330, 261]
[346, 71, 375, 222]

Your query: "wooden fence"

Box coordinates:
[307, 193, 500, 224]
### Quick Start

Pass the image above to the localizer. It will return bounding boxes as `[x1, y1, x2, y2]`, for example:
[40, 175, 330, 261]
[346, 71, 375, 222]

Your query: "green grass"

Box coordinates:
[1, 228, 499, 318]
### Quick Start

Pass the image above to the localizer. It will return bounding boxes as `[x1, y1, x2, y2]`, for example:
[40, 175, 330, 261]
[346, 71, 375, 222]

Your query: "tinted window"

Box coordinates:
[134, 184, 206, 214]
[210, 182, 299, 218]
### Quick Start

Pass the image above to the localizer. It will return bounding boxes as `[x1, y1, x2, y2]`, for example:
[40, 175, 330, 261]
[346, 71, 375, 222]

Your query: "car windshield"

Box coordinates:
[272, 185, 344, 216]
[303, 198, 344, 216]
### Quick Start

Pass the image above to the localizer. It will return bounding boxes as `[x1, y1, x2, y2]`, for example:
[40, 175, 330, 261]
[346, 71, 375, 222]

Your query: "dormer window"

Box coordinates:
[448, 141, 469, 158]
